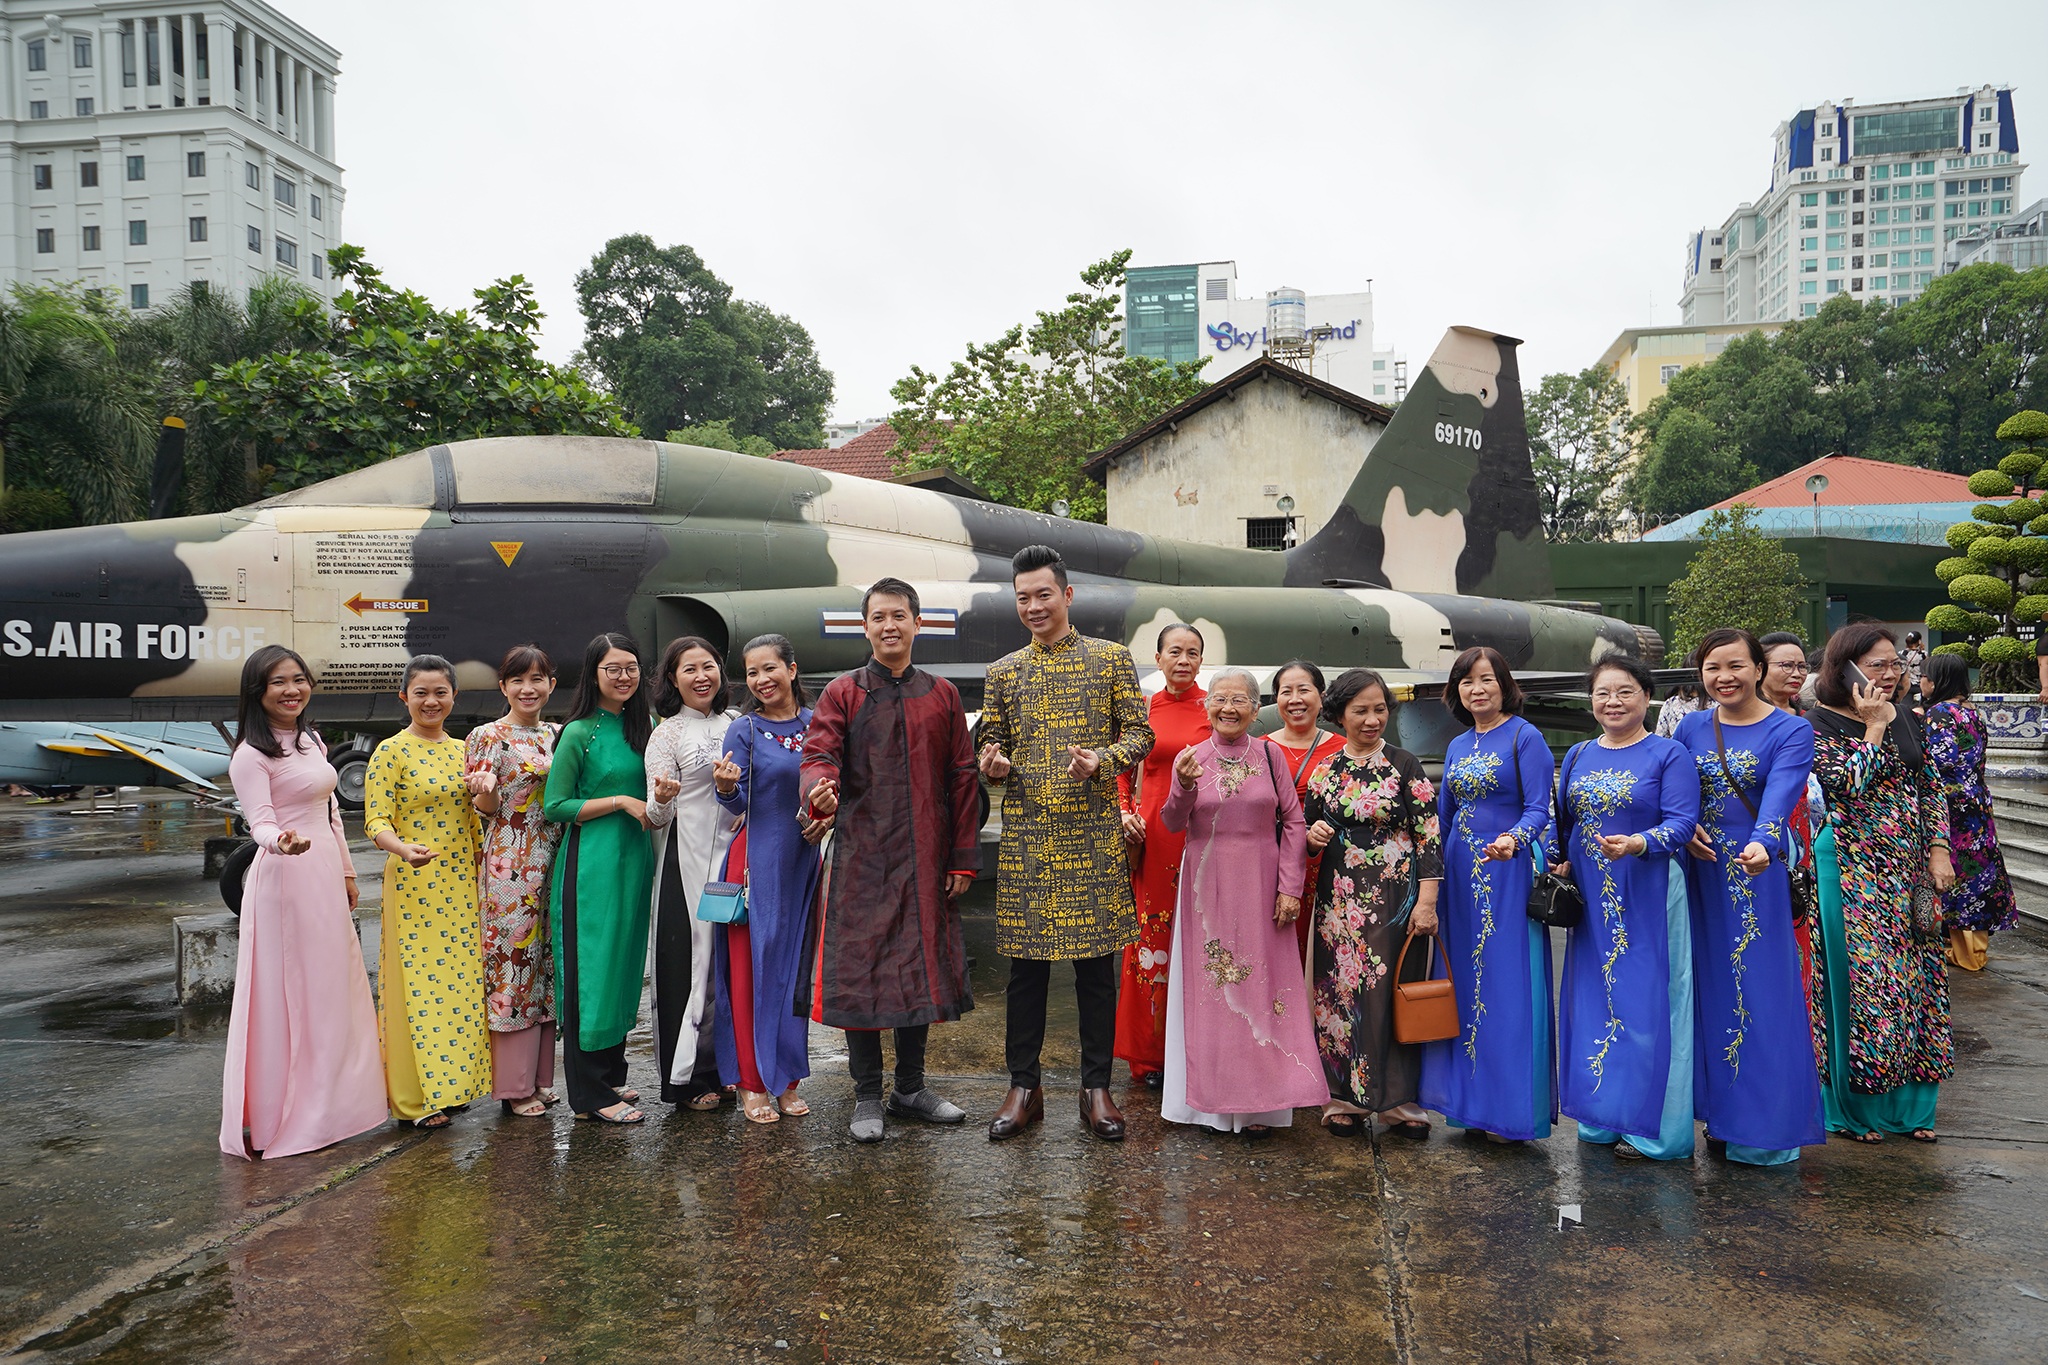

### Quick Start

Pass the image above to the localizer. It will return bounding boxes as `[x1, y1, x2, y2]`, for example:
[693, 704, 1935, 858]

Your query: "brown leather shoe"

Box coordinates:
[1080, 1087, 1126, 1141]
[987, 1085, 1043, 1141]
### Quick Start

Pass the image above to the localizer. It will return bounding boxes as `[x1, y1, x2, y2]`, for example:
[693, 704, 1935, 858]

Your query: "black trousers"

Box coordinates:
[1005, 952, 1118, 1091]
[653, 824, 723, 1104]
[846, 1025, 930, 1101]
[559, 825, 632, 1115]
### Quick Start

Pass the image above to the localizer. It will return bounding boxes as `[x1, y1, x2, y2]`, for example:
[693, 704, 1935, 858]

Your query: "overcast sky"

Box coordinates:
[292, 0, 2045, 427]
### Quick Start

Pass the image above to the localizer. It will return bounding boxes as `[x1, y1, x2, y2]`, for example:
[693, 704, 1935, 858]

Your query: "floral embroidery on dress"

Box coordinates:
[1203, 938, 1251, 987]
[1694, 749, 1763, 1075]
[1304, 748, 1442, 1111]
[465, 721, 562, 1032]
[1445, 748, 1506, 1062]
[1568, 765, 1638, 1087]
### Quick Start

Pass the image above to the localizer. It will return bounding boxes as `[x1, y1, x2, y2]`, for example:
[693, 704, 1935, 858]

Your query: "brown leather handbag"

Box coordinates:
[1392, 928, 1460, 1044]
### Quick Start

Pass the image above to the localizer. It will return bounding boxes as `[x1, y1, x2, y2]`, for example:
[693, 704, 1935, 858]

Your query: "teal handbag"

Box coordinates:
[697, 876, 747, 925]
[699, 738, 751, 925]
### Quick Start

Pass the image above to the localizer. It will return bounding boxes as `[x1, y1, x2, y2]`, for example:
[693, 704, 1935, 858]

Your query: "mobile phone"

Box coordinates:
[1845, 660, 1873, 690]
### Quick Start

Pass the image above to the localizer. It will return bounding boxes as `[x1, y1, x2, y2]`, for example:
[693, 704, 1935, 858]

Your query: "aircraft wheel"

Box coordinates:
[331, 750, 370, 813]
[219, 840, 258, 916]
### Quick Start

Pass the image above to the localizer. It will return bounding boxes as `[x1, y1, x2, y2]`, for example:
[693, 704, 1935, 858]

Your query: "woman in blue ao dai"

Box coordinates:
[1546, 657, 1701, 1161]
[713, 635, 827, 1125]
[1421, 647, 1557, 1143]
[1675, 628, 1824, 1166]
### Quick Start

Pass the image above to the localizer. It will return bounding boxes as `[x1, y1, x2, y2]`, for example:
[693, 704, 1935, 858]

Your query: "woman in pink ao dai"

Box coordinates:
[219, 646, 387, 1159]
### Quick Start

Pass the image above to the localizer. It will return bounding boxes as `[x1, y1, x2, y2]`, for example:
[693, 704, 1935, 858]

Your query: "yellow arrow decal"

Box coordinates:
[344, 594, 429, 617]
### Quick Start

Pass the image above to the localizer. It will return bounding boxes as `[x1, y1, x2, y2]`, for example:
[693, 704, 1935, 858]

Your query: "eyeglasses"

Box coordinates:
[1770, 661, 1809, 674]
[1590, 687, 1642, 702]
[1862, 660, 1906, 675]
[599, 664, 641, 680]
[1210, 694, 1256, 708]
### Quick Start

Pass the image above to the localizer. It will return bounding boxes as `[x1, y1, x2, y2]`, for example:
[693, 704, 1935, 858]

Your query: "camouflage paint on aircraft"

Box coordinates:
[0, 327, 1652, 751]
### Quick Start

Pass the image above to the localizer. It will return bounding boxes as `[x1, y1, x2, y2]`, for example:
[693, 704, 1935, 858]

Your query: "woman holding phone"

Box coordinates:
[1807, 624, 1955, 1144]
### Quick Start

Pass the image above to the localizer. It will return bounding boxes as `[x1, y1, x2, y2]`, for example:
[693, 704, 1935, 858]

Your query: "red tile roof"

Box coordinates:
[1711, 454, 1979, 509]
[773, 424, 906, 481]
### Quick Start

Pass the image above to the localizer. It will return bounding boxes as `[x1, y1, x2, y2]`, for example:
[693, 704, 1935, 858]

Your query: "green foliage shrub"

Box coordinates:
[1980, 634, 2032, 665]
[1950, 573, 2014, 611]
[2014, 594, 2048, 625]
[1969, 469, 2017, 498]
[1998, 450, 2044, 482]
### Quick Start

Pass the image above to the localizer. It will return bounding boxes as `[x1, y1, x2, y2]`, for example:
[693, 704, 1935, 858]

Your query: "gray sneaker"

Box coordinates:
[850, 1097, 886, 1144]
[887, 1087, 966, 1124]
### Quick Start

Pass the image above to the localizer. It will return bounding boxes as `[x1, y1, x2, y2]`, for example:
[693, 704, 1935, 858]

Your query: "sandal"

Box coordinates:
[1850, 1130, 1885, 1145]
[537, 1089, 561, 1108]
[576, 1102, 644, 1125]
[1243, 1124, 1273, 1140]
[1385, 1120, 1432, 1139]
[686, 1091, 724, 1112]
[1909, 1129, 1938, 1143]
[501, 1094, 548, 1118]
[616, 1088, 640, 1105]
[778, 1088, 810, 1118]
[406, 1112, 450, 1130]
[1323, 1115, 1362, 1138]
[740, 1090, 781, 1125]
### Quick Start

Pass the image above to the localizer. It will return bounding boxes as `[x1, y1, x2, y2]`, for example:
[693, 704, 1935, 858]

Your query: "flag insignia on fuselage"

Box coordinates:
[820, 608, 958, 638]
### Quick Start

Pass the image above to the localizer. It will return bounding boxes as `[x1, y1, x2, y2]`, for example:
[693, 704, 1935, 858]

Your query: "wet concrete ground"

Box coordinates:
[3, 793, 2047, 1362]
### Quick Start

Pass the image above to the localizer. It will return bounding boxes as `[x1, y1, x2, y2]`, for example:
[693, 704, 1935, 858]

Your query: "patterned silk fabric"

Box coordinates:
[980, 629, 1154, 960]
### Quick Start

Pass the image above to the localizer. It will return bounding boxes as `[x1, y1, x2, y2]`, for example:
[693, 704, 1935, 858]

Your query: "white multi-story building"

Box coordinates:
[1681, 86, 2024, 324]
[0, 1, 341, 313]
[1944, 197, 2048, 274]
[1124, 261, 1404, 402]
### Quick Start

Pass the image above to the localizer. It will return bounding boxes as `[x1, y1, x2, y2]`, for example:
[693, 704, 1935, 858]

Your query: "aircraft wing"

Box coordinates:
[89, 730, 222, 790]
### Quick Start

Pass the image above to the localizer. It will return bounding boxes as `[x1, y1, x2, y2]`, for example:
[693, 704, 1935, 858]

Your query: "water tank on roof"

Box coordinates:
[1267, 288, 1307, 349]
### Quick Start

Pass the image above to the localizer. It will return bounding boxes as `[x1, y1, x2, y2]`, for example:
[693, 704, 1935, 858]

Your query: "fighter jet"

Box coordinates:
[0, 720, 232, 793]
[0, 325, 1656, 754]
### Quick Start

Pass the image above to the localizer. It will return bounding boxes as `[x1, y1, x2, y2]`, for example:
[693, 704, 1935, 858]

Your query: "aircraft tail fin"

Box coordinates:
[1283, 326, 1551, 600]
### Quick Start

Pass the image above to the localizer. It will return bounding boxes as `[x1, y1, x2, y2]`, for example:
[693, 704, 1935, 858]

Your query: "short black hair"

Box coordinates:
[1586, 654, 1656, 694]
[496, 644, 553, 683]
[1906, 631, 1923, 643]
[1815, 622, 1899, 709]
[653, 635, 725, 718]
[1011, 544, 1068, 588]
[1446, 647, 1524, 728]
[401, 654, 456, 691]
[1758, 631, 1805, 653]
[739, 633, 810, 713]
[1157, 621, 1203, 651]
[1922, 652, 1970, 705]
[1321, 667, 1395, 726]
[863, 577, 921, 618]
[1274, 659, 1326, 694]
[1693, 628, 1767, 689]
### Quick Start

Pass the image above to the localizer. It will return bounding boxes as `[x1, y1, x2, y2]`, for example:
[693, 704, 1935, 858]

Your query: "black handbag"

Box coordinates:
[1524, 738, 1585, 929]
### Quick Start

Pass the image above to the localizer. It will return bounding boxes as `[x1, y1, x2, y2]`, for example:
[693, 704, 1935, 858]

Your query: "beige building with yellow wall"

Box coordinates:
[1596, 322, 1784, 416]
[1082, 358, 1391, 551]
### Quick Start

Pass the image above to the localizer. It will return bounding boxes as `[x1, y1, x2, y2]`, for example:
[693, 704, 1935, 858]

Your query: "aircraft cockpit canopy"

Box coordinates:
[248, 438, 663, 510]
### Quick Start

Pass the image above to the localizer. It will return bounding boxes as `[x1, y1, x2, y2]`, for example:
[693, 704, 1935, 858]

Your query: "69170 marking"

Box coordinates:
[1434, 421, 1482, 450]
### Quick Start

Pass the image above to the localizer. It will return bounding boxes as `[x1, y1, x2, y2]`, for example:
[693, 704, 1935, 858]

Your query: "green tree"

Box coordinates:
[1926, 408, 2048, 691]
[665, 419, 776, 458]
[1627, 406, 1756, 527]
[121, 277, 328, 513]
[197, 247, 633, 494]
[1666, 504, 1808, 659]
[0, 284, 156, 527]
[1630, 265, 2048, 522]
[1525, 365, 1632, 541]
[574, 235, 833, 450]
[888, 250, 1209, 520]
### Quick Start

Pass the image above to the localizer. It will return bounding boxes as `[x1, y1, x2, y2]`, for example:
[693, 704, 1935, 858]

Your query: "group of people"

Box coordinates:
[217, 542, 2015, 1166]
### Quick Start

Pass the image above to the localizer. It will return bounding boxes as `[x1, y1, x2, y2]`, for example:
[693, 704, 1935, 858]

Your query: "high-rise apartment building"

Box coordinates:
[0, 2, 342, 312]
[1681, 86, 2023, 324]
